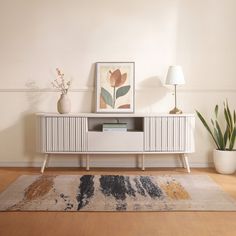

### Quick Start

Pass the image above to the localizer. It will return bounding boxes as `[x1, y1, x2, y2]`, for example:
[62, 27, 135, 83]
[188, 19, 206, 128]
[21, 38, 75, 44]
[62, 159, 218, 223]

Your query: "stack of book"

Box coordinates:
[102, 123, 127, 132]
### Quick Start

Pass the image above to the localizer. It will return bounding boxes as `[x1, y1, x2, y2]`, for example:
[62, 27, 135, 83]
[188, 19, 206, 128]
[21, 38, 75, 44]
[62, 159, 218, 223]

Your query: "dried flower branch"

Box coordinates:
[51, 68, 71, 94]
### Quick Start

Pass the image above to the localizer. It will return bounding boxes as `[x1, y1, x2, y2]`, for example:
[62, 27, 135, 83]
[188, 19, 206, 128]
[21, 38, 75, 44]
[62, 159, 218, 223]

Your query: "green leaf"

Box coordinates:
[224, 127, 229, 147]
[196, 110, 220, 149]
[214, 105, 219, 117]
[101, 87, 113, 108]
[211, 119, 215, 127]
[226, 100, 233, 131]
[229, 126, 236, 150]
[213, 128, 222, 150]
[234, 110, 236, 124]
[224, 107, 232, 134]
[116, 85, 130, 99]
[215, 121, 225, 149]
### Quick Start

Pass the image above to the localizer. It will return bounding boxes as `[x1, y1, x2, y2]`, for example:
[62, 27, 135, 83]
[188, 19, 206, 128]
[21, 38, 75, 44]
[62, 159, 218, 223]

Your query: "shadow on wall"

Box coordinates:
[87, 63, 96, 112]
[24, 113, 37, 163]
[22, 65, 97, 164]
[22, 64, 97, 164]
[23, 82, 44, 163]
[72, 63, 97, 113]
[136, 76, 169, 110]
[195, 118, 215, 164]
[0, 94, 42, 165]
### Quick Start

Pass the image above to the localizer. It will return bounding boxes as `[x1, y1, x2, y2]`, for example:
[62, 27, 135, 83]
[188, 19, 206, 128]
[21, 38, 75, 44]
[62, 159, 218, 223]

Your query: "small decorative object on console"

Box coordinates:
[102, 123, 127, 132]
[95, 62, 135, 113]
[52, 68, 72, 114]
[165, 65, 185, 114]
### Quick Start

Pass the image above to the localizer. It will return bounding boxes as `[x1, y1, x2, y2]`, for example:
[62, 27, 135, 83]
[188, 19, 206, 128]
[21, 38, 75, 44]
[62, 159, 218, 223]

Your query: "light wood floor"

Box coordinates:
[1, 167, 236, 236]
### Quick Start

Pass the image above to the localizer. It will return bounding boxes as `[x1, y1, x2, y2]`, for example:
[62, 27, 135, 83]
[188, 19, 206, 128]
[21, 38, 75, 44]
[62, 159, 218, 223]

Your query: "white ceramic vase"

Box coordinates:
[213, 149, 236, 174]
[57, 94, 71, 114]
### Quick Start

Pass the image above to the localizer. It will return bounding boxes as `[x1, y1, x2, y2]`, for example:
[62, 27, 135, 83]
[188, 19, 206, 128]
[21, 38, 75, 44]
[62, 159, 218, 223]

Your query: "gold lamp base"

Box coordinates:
[169, 107, 183, 114]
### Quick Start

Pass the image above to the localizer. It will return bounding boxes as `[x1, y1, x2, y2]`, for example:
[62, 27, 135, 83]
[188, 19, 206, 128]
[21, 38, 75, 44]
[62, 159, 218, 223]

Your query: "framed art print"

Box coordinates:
[96, 62, 135, 113]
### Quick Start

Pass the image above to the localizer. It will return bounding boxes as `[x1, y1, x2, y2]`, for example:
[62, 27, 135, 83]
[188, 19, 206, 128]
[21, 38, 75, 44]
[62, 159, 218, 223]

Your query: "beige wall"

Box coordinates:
[0, 0, 235, 167]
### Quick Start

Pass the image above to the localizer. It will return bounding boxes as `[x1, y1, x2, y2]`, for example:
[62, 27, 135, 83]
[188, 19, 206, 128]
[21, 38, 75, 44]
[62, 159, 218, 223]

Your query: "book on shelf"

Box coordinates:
[102, 123, 127, 132]
[103, 128, 127, 132]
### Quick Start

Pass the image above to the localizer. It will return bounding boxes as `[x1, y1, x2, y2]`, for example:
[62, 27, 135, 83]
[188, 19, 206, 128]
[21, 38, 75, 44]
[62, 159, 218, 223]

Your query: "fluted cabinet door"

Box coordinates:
[144, 116, 195, 152]
[37, 116, 87, 153]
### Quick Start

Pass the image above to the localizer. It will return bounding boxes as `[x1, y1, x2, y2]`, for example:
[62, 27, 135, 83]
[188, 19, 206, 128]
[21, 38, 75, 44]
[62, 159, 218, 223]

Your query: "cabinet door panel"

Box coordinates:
[39, 116, 87, 152]
[144, 116, 194, 152]
[88, 132, 143, 152]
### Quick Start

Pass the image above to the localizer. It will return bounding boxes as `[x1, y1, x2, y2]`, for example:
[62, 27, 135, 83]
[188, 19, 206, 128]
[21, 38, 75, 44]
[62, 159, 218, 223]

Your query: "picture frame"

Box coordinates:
[95, 62, 135, 113]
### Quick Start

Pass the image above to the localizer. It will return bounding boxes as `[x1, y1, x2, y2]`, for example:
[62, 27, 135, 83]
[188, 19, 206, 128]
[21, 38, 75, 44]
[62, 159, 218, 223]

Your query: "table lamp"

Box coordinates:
[165, 65, 185, 114]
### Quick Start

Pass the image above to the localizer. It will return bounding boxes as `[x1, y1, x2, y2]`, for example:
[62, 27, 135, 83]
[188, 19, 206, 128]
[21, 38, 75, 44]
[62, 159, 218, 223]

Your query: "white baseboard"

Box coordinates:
[0, 160, 214, 168]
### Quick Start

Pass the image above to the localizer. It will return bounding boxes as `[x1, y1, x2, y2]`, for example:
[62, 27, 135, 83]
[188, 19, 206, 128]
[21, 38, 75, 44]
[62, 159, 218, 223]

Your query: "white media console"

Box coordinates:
[36, 113, 195, 173]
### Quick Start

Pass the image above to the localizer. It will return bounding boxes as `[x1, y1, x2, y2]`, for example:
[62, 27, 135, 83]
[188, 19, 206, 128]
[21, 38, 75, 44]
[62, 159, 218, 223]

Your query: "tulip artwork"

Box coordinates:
[96, 62, 135, 113]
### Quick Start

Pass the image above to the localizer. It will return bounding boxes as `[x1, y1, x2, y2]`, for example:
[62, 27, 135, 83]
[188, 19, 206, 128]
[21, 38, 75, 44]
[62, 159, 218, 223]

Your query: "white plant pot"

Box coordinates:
[213, 149, 236, 174]
[57, 94, 71, 114]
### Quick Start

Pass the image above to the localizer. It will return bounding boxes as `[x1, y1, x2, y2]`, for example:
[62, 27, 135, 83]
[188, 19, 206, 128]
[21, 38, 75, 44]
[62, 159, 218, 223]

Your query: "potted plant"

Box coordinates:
[52, 68, 72, 114]
[196, 101, 236, 174]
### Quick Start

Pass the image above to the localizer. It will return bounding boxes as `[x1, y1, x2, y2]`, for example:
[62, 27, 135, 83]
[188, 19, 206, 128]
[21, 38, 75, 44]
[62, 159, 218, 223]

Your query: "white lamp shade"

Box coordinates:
[165, 65, 185, 85]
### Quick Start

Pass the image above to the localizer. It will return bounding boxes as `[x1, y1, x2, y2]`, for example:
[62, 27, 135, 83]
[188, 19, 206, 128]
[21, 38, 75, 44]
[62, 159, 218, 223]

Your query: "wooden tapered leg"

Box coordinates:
[142, 154, 145, 171]
[45, 154, 50, 168]
[86, 154, 90, 171]
[41, 154, 49, 173]
[182, 154, 190, 173]
[179, 154, 186, 168]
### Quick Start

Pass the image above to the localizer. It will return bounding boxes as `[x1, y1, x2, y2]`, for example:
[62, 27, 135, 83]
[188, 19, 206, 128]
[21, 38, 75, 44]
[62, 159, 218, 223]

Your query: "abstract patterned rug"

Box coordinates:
[0, 174, 236, 211]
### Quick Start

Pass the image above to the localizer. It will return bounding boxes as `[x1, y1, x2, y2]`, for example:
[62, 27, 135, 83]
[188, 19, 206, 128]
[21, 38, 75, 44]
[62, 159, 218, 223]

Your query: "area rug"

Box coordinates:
[0, 174, 236, 211]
